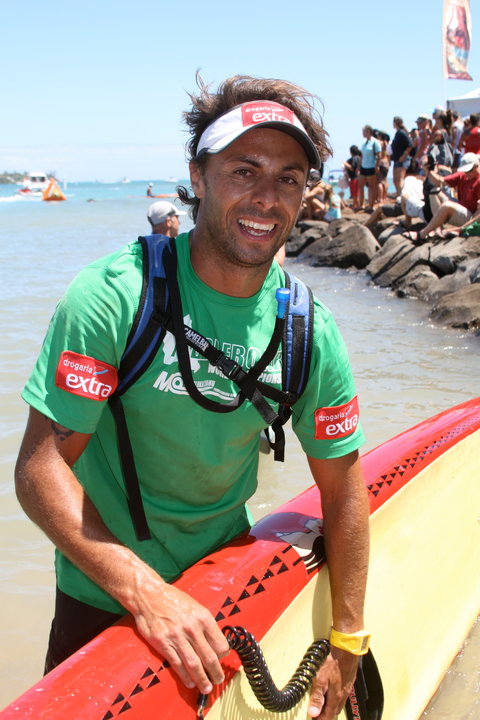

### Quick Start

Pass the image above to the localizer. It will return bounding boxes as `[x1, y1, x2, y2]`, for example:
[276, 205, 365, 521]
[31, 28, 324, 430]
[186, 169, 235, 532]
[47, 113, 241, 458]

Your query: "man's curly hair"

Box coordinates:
[177, 74, 331, 221]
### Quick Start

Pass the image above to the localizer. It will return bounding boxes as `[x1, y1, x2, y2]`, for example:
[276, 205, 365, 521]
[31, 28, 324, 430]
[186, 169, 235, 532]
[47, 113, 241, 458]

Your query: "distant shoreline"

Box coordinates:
[0, 172, 25, 184]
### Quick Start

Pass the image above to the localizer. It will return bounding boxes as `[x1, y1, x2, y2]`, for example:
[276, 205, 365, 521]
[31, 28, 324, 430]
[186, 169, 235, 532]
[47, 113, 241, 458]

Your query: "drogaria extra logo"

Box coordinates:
[314, 396, 360, 440]
[241, 101, 295, 127]
[55, 351, 118, 400]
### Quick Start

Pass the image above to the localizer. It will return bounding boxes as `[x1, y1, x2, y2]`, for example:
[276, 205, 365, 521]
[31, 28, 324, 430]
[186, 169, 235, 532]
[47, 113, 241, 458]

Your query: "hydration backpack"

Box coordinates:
[109, 234, 314, 540]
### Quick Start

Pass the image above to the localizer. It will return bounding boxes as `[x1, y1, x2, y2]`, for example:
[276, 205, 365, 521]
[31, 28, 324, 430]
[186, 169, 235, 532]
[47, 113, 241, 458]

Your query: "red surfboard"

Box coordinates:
[2, 398, 479, 719]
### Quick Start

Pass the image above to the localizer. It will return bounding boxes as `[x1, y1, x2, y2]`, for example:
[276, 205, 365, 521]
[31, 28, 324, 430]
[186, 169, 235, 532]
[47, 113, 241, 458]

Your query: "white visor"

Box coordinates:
[196, 100, 321, 169]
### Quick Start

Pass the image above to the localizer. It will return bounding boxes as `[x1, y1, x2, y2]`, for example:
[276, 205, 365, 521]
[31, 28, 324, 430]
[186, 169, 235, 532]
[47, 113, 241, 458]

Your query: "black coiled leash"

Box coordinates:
[196, 625, 330, 717]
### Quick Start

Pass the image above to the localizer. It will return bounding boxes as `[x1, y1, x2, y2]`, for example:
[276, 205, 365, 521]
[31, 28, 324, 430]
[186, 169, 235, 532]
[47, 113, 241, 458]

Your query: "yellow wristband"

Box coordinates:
[329, 628, 371, 656]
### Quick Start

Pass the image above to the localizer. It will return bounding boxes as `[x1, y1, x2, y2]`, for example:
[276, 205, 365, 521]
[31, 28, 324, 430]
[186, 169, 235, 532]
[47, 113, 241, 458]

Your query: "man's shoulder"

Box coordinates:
[66, 241, 143, 305]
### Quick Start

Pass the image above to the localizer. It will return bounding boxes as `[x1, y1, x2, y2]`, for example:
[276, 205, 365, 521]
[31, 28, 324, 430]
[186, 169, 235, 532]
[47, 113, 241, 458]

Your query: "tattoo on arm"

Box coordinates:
[51, 421, 74, 442]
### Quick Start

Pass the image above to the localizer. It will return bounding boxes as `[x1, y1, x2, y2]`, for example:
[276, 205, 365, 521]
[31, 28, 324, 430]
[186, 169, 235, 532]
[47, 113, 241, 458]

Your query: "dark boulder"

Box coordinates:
[305, 221, 379, 269]
[430, 284, 480, 331]
[286, 220, 328, 257]
[366, 235, 433, 289]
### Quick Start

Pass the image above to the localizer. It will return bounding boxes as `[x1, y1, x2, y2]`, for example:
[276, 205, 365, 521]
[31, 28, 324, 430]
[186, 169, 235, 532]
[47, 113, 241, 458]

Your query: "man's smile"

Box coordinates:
[238, 218, 276, 237]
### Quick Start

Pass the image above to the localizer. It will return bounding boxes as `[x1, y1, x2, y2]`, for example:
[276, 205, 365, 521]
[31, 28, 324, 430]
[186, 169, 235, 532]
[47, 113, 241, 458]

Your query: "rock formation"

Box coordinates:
[286, 210, 480, 333]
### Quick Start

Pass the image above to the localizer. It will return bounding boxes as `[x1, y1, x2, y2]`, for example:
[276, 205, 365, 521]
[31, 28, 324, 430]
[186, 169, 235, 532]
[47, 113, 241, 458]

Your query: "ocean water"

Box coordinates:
[0, 180, 479, 715]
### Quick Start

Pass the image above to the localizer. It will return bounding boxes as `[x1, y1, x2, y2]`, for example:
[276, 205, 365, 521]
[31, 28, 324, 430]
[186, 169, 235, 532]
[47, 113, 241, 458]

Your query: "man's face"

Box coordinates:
[167, 213, 180, 238]
[190, 128, 309, 268]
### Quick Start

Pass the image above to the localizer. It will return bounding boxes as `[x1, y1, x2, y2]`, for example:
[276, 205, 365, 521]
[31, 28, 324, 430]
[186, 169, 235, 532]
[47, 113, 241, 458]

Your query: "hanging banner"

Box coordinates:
[443, 0, 473, 80]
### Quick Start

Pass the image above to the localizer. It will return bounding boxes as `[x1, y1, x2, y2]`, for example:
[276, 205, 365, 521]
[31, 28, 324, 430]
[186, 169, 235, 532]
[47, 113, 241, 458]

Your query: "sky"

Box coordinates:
[1, 0, 479, 182]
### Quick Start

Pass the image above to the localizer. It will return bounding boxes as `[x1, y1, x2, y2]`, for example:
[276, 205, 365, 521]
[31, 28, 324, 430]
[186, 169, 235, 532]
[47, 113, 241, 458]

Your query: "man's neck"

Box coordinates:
[188, 231, 272, 298]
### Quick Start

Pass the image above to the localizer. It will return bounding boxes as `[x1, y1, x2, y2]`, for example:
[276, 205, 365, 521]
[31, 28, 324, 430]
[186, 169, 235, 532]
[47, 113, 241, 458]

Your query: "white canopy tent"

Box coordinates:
[447, 88, 480, 117]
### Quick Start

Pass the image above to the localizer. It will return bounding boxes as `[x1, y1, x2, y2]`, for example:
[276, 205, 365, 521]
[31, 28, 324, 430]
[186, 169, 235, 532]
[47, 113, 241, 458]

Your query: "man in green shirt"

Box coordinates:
[16, 75, 369, 720]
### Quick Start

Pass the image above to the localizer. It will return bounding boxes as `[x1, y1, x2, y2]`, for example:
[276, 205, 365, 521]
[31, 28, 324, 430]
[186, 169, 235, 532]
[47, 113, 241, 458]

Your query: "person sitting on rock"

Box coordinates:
[402, 153, 480, 243]
[364, 160, 424, 229]
[301, 178, 332, 219]
[323, 187, 342, 222]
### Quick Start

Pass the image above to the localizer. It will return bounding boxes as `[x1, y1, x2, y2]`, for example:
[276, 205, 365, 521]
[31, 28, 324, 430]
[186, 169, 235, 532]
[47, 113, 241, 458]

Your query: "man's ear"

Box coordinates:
[189, 160, 205, 199]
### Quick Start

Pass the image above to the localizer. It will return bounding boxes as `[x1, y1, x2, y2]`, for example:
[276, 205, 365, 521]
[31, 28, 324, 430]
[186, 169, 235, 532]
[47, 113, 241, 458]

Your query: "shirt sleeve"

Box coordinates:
[22, 252, 140, 434]
[291, 301, 365, 459]
[444, 172, 460, 187]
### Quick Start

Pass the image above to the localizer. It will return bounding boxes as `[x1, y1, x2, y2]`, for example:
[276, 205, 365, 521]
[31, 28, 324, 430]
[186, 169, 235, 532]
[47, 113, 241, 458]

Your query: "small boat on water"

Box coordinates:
[1, 398, 479, 719]
[17, 171, 50, 197]
[326, 168, 345, 185]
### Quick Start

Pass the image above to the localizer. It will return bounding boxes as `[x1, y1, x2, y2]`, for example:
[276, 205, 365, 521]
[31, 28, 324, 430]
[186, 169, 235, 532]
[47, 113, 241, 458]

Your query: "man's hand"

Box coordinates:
[307, 648, 359, 718]
[132, 582, 230, 694]
[15, 409, 230, 696]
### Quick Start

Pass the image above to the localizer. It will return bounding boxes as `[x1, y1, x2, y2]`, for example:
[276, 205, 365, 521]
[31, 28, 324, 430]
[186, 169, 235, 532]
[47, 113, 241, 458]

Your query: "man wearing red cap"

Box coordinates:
[16, 75, 369, 720]
[403, 151, 480, 241]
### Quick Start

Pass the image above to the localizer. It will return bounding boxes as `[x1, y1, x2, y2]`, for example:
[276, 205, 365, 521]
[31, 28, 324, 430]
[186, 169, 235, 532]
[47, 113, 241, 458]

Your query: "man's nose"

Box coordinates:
[250, 177, 279, 209]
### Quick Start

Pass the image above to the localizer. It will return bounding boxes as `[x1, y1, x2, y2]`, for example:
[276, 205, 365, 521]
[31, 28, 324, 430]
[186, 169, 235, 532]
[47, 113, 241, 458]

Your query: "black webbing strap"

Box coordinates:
[109, 237, 303, 539]
[163, 242, 288, 427]
[108, 394, 151, 541]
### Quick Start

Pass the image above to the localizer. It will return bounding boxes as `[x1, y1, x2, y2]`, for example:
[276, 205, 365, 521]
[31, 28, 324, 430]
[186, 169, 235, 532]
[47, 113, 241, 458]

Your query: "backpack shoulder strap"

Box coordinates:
[268, 270, 314, 461]
[282, 270, 314, 400]
[116, 234, 173, 395]
[108, 233, 173, 542]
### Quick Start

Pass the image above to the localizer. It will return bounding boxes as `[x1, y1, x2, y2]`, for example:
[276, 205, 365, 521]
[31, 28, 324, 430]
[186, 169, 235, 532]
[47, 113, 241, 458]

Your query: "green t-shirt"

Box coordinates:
[22, 233, 364, 612]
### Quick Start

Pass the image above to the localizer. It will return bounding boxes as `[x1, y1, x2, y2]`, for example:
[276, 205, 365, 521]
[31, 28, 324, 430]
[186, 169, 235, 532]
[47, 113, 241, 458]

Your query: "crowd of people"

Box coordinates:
[341, 108, 480, 242]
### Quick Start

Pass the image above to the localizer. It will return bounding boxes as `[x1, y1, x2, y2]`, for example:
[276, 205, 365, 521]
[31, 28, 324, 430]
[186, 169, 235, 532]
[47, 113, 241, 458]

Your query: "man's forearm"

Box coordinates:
[15, 419, 229, 692]
[15, 446, 162, 613]
[307, 453, 370, 632]
[322, 477, 370, 632]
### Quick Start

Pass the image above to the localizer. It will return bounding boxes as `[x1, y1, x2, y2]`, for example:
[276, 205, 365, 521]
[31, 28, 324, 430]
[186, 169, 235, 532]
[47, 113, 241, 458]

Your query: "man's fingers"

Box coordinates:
[307, 686, 326, 718]
[133, 584, 231, 693]
[147, 622, 229, 693]
[187, 627, 227, 687]
[203, 623, 230, 659]
[307, 675, 327, 717]
[155, 643, 196, 690]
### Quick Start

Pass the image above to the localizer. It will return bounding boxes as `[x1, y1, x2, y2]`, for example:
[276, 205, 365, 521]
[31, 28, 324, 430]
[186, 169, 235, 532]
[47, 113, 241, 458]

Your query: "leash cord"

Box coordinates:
[197, 625, 330, 716]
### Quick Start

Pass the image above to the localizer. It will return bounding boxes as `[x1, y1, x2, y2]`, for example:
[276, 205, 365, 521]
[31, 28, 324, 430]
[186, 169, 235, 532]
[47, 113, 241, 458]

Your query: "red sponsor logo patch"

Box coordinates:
[241, 101, 294, 128]
[55, 351, 118, 401]
[314, 396, 360, 440]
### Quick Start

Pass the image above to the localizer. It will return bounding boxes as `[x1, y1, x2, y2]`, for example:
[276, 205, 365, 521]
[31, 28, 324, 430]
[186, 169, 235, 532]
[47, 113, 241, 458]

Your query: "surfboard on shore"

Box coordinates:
[1, 398, 479, 720]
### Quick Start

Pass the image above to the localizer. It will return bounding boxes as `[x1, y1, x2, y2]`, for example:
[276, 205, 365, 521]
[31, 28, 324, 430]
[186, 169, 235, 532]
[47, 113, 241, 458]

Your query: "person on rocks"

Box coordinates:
[374, 131, 391, 206]
[427, 111, 454, 171]
[403, 152, 480, 243]
[391, 117, 413, 196]
[364, 160, 424, 230]
[343, 145, 362, 210]
[301, 176, 332, 219]
[413, 114, 432, 164]
[459, 112, 480, 156]
[357, 125, 381, 212]
[451, 110, 465, 169]
[15, 74, 369, 720]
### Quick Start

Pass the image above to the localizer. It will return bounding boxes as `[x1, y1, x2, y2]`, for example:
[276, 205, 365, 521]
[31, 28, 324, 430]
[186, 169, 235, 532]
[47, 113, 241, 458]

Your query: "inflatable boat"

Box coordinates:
[1, 398, 479, 719]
